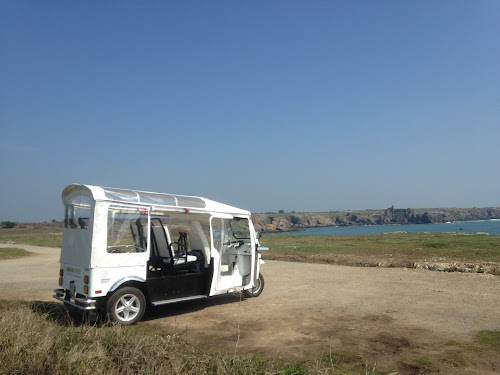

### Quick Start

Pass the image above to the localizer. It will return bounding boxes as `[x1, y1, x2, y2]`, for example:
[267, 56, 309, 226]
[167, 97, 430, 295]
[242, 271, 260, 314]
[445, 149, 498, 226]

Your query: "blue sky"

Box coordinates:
[1, 1, 499, 222]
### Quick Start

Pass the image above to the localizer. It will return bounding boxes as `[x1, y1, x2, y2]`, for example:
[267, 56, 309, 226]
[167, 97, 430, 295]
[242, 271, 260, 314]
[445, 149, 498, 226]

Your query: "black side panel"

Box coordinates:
[146, 265, 214, 303]
[146, 272, 209, 302]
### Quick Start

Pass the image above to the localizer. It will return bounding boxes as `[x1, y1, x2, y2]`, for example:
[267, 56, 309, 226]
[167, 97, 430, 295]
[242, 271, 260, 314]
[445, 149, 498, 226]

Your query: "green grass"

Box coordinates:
[443, 351, 468, 367]
[416, 356, 432, 366]
[0, 247, 31, 260]
[260, 232, 500, 263]
[0, 222, 62, 247]
[474, 330, 500, 351]
[440, 330, 500, 370]
[445, 340, 462, 347]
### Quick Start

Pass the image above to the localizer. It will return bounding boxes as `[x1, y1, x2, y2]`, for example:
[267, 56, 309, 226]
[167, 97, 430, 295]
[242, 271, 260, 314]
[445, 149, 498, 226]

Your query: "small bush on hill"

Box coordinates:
[2, 221, 17, 229]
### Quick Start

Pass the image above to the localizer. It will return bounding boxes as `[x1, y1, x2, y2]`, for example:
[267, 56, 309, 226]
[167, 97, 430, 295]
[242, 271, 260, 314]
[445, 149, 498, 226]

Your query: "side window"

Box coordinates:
[107, 207, 148, 253]
[64, 195, 91, 229]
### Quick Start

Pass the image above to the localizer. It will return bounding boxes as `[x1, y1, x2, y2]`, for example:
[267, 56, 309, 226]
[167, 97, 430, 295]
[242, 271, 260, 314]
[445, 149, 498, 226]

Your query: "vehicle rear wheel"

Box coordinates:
[243, 273, 264, 298]
[106, 287, 146, 325]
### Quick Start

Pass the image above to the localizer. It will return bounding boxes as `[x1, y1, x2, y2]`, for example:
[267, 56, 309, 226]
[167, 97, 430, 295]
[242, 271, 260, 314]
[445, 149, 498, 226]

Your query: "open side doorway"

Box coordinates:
[210, 215, 254, 294]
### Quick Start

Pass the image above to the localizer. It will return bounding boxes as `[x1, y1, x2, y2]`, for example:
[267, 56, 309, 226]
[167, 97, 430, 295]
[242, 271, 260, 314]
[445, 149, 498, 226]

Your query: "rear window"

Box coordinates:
[64, 195, 91, 229]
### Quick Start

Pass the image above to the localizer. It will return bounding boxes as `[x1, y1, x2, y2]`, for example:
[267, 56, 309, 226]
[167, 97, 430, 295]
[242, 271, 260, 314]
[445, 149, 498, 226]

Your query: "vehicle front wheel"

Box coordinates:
[243, 273, 264, 298]
[106, 287, 146, 325]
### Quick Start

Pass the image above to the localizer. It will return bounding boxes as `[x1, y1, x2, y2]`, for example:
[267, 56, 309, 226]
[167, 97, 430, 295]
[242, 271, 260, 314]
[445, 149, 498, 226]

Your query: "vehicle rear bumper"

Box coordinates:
[53, 288, 97, 311]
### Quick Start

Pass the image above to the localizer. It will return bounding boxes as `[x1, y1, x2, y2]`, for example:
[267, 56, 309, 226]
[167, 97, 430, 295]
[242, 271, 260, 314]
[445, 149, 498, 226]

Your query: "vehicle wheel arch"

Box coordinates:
[108, 279, 149, 301]
[109, 276, 146, 293]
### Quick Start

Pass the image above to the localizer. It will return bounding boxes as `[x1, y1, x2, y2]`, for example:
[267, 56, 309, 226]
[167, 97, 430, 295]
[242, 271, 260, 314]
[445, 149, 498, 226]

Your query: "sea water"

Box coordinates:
[272, 219, 500, 236]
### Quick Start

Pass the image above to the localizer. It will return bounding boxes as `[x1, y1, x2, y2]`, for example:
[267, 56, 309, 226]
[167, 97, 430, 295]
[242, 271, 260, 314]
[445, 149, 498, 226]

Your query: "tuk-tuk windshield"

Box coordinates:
[230, 218, 251, 240]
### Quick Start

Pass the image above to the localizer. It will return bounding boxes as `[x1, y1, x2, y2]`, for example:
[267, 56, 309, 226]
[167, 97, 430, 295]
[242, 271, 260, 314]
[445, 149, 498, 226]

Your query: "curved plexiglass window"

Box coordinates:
[64, 195, 91, 229]
[176, 196, 205, 208]
[103, 188, 139, 203]
[138, 192, 176, 206]
[102, 187, 206, 209]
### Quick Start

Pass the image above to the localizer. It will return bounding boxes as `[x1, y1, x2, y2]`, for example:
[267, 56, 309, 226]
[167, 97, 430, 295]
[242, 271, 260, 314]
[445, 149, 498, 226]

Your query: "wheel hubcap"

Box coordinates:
[115, 294, 140, 322]
[252, 278, 262, 294]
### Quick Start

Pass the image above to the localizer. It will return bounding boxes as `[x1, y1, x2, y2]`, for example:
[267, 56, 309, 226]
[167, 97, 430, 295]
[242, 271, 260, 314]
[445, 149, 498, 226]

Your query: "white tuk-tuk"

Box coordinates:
[54, 184, 267, 325]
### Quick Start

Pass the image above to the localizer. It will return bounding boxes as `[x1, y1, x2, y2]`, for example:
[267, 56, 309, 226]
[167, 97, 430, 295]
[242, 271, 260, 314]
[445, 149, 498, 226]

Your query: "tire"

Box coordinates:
[243, 273, 264, 298]
[106, 287, 146, 325]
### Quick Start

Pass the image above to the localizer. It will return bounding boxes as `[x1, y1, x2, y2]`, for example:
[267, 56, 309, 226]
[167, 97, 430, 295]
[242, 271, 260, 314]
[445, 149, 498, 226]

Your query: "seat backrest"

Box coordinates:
[166, 227, 172, 244]
[130, 219, 146, 250]
[190, 221, 210, 266]
[151, 219, 172, 262]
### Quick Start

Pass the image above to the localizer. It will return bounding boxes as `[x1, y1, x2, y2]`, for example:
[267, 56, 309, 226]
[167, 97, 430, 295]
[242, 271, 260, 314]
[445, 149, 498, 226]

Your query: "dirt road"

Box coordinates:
[1, 243, 499, 373]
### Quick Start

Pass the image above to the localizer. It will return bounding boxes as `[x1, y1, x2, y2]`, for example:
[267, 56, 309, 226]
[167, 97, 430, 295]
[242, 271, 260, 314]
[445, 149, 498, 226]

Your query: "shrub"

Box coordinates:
[1, 221, 17, 229]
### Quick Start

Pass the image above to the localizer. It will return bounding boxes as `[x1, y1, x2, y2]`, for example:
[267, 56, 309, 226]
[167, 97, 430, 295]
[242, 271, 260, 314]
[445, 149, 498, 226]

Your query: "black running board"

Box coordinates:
[151, 295, 208, 306]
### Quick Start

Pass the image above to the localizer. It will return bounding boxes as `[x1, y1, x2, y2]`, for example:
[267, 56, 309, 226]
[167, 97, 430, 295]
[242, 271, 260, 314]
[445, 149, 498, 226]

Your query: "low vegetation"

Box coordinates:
[0, 301, 386, 375]
[1, 221, 17, 229]
[0, 247, 31, 260]
[439, 331, 500, 370]
[1, 301, 498, 375]
[0, 222, 62, 247]
[260, 232, 500, 273]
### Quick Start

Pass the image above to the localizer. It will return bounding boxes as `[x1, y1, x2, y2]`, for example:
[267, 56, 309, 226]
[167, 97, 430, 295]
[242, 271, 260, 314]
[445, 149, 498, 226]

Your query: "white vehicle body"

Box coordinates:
[54, 184, 267, 324]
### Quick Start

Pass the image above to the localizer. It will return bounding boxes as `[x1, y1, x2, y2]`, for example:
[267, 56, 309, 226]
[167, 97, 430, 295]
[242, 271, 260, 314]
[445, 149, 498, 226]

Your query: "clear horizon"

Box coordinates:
[1, 1, 499, 222]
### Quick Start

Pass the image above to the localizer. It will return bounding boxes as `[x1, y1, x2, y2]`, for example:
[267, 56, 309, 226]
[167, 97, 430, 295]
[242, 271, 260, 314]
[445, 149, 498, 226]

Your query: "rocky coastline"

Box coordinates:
[252, 206, 500, 233]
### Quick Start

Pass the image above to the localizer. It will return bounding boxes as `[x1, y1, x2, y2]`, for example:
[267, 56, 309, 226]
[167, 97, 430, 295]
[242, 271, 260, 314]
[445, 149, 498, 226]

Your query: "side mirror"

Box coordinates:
[256, 231, 262, 239]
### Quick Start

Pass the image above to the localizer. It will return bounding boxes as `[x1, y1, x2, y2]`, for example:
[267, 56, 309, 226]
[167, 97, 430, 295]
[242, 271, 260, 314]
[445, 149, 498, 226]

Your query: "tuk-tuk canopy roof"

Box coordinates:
[62, 184, 251, 216]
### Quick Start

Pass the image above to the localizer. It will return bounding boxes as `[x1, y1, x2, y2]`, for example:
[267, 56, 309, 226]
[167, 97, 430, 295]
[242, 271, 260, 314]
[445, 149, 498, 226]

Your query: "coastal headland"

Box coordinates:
[253, 206, 500, 233]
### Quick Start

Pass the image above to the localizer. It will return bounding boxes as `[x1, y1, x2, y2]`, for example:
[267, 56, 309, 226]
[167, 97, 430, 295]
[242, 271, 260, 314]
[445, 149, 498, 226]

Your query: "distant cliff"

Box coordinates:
[252, 206, 500, 233]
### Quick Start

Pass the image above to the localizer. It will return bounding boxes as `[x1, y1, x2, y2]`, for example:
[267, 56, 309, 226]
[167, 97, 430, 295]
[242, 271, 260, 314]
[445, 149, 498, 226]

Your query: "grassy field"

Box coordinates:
[260, 232, 500, 275]
[260, 232, 500, 262]
[0, 222, 62, 248]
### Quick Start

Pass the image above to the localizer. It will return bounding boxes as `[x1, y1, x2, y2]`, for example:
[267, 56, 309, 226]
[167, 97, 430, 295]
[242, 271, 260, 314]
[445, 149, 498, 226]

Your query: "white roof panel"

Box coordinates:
[62, 184, 250, 216]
